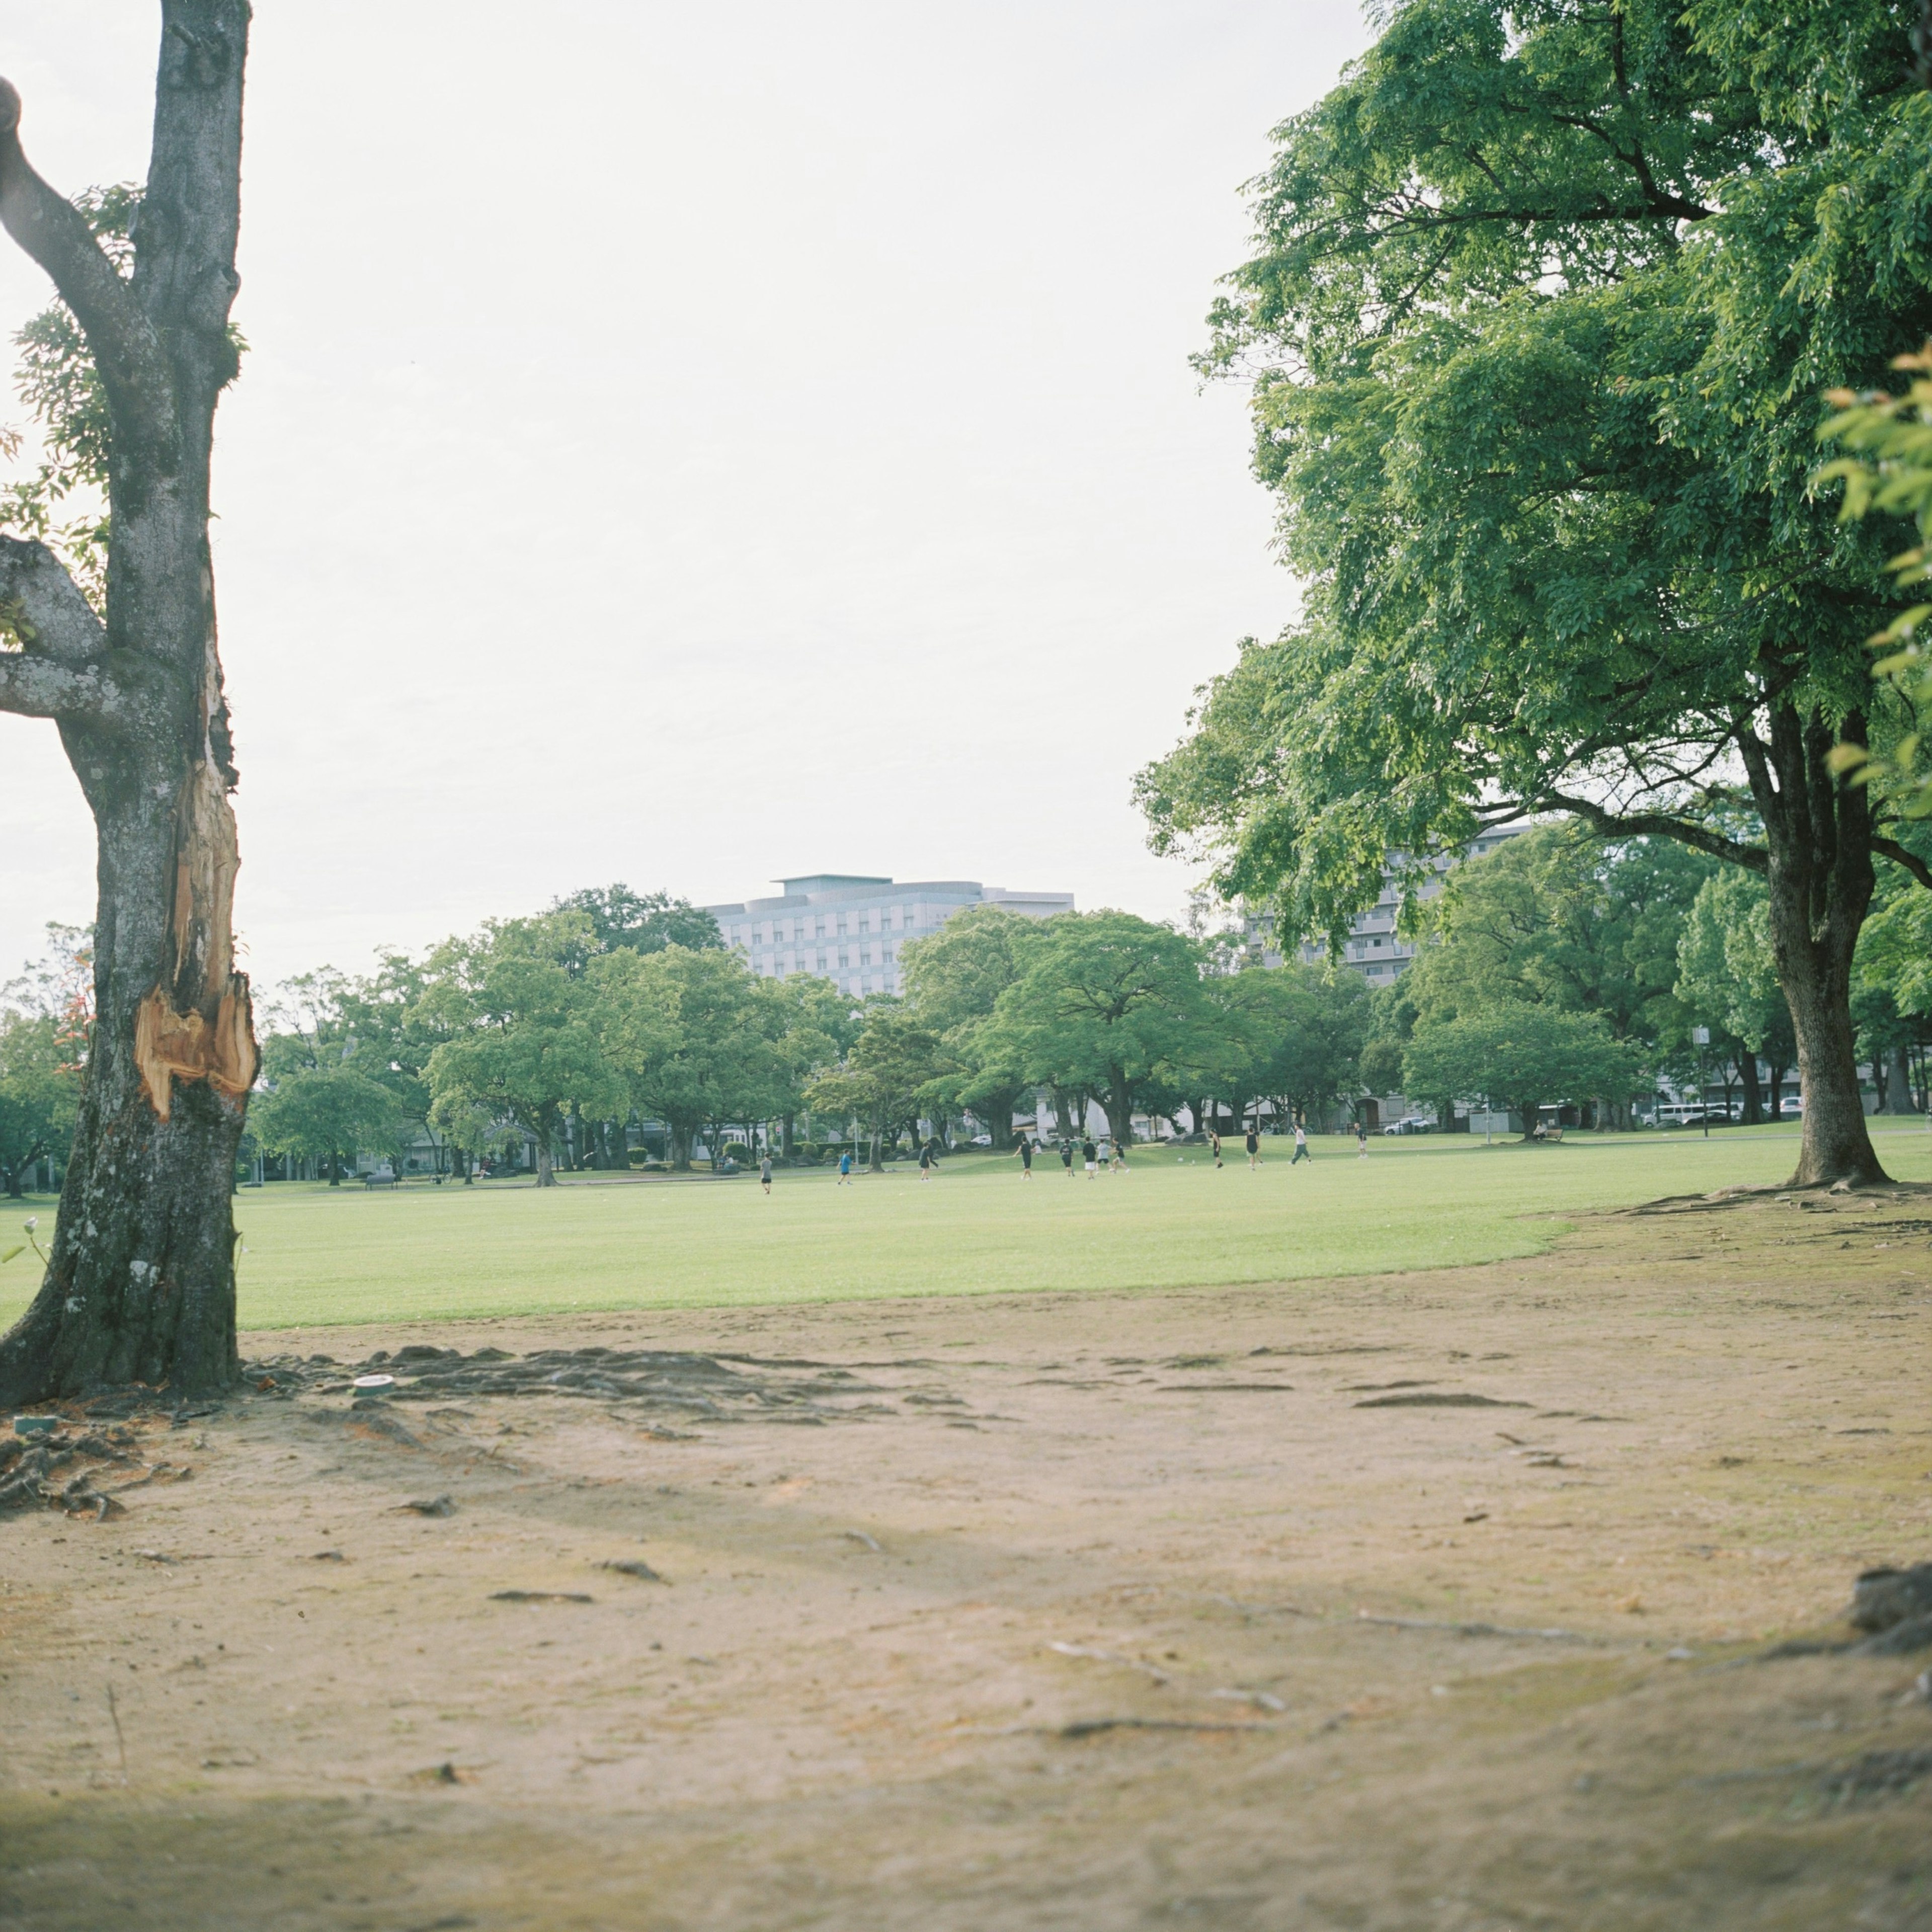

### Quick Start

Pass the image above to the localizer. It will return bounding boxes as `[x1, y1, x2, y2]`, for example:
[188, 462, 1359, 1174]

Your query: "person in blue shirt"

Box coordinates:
[837, 1149, 854, 1186]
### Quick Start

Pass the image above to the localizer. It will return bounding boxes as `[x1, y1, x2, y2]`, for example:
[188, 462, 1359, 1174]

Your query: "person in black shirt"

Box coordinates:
[1082, 1138, 1098, 1177]
[1017, 1137, 1035, 1178]
[1060, 1139, 1074, 1178]
[1245, 1126, 1260, 1170]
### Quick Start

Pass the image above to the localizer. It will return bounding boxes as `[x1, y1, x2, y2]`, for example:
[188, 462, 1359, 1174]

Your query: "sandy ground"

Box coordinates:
[2, 1186, 1930, 1930]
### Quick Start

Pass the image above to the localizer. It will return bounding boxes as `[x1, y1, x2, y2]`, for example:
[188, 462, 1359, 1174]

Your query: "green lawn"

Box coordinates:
[2, 1123, 1928, 1332]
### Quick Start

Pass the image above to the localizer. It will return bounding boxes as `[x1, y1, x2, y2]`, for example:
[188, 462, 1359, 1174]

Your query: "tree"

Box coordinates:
[1138, 0, 1932, 1187]
[549, 885, 721, 960]
[900, 903, 1040, 1149]
[335, 951, 467, 1173]
[806, 1002, 943, 1173]
[250, 1048, 401, 1188]
[546, 886, 722, 1168]
[421, 915, 622, 1187]
[979, 912, 1209, 1146]
[0, 6, 257, 1400]
[1398, 826, 1713, 1122]
[1402, 1004, 1646, 1142]
[1205, 961, 1369, 1129]
[0, 1012, 73, 1198]
[762, 973, 860, 1153]
[1674, 871, 1797, 1121]
[594, 945, 783, 1171]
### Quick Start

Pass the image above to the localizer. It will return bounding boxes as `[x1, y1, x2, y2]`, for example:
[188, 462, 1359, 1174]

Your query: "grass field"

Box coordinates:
[2, 1122, 1929, 1332]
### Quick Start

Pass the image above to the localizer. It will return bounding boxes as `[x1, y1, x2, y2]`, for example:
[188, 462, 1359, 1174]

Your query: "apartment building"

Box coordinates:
[1240, 827, 1526, 985]
[705, 873, 1075, 998]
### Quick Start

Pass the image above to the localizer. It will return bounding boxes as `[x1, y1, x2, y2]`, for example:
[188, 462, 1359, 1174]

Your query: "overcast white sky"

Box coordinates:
[0, 1, 1367, 988]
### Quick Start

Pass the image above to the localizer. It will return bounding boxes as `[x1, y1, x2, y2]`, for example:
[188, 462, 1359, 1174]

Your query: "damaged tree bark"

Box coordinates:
[0, 3, 257, 1403]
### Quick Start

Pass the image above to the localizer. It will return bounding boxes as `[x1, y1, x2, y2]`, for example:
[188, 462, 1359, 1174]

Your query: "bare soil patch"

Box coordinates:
[2, 1188, 1930, 1929]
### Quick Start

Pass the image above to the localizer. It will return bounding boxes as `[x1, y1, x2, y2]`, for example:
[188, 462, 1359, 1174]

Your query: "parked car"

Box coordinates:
[1382, 1115, 1435, 1135]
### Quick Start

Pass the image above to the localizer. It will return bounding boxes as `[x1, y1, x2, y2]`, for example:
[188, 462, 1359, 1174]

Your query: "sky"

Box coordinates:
[0, 0, 1370, 990]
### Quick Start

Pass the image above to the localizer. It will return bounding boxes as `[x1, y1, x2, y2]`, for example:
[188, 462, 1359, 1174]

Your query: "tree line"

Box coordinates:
[228, 892, 1373, 1184]
[23, 816, 1914, 1200]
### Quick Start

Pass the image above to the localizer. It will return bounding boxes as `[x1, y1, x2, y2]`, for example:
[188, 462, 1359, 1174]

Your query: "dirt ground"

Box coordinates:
[2, 1186, 1930, 1931]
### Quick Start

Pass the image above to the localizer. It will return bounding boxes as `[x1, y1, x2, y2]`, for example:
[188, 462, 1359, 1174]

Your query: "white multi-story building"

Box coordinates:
[705, 873, 1074, 998]
[1240, 827, 1525, 986]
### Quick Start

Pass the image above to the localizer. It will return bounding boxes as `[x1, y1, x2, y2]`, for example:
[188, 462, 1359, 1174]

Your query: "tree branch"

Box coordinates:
[0, 77, 178, 459]
[0, 537, 104, 666]
[1542, 791, 1767, 870]
[0, 647, 134, 722]
[1873, 836, 1932, 892]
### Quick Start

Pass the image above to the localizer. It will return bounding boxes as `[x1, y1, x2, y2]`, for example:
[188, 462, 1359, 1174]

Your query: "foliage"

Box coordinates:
[1136, 0, 1932, 1169]
[1403, 828, 1712, 1073]
[421, 914, 624, 1185]
[899, 904, 1041, 1147]
[0, 184, 244, 615]
[1674, 871, 1792, 1061]
[761, 972, 862, 1128]
[978, 912, 1210, 1144]
[0, 1010, 73, 1197]
[252, 971, 410, 1183]
[1818, 348, 1932, 814]
[548, 884, 722, 961]
[593, 944, 786, 1169]
[806, 1000, 944, 1167]
[1204, 961, 1370, 1123]
[1402, 1002, 1646, 1139]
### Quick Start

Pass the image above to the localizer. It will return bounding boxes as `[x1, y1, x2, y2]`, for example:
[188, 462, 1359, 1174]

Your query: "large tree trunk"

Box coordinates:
[533, 1103, 560, 1187]
[1746, 703, 1887, 1187]
[1736, 1053, 1763, 1126]
[1882, 1043, 1915, 1114]
[0, 8, 257, 1404]
[1103, 1067, 1134, 1148]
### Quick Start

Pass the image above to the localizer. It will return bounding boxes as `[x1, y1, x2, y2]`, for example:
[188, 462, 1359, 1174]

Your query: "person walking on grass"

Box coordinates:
[1060, 1139, 1075, 1180]
[837, 1148, 854, 1186]
[1291, 1118, 1311, 1165]
[1355, 1117, 1369, 1158]
[1245, 1125, 1260, 1170]
[919, 1140, 934, 1181]
[1110, 1136, 1129, 1174]
[1209, 1127, 1223, 1169]
[1082, 1137, 1098, 1178]
[1017, 1137, 1034, 1179]
[760, 1151, 773, 1195]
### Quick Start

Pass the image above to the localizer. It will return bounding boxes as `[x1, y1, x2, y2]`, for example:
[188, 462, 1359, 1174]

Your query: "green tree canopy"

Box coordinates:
[252, 972, 409, 1185]
[1138, 0, 1932, 1186]
[421, 914, 623, 1186]
[1674, 869, 1798, 1118]
[1402, 1003, 1647, 1141]
[593, 945, 784, 1170]
[900, 904, 1042, 1149]
[1205, 961, 1370, 1126]
[0, 1010, 74, 1198]
[548, 885, 721, 962]
[979, 912, 1210, 1145]
[1404, 829, 1709, 1047]
[805, 1001, 944, 1173]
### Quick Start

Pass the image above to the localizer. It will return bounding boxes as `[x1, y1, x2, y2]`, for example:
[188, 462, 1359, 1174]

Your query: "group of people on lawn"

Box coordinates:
[778, 1112, 1360, 1196]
